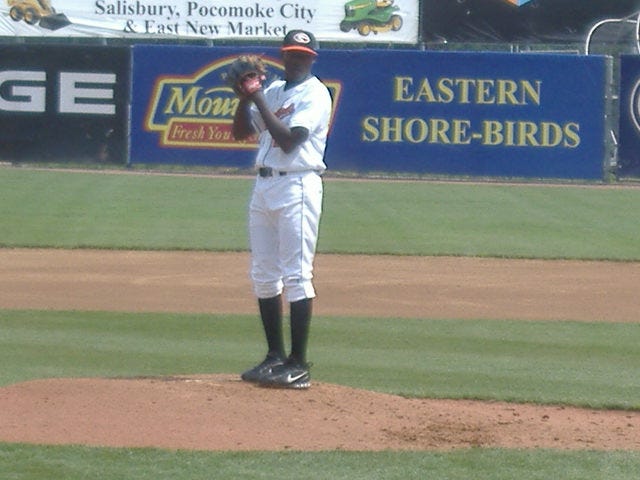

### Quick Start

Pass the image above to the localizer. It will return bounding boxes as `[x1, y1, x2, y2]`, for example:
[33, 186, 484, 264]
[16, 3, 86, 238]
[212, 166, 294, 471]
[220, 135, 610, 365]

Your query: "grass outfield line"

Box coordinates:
[2, 167, 640, 259]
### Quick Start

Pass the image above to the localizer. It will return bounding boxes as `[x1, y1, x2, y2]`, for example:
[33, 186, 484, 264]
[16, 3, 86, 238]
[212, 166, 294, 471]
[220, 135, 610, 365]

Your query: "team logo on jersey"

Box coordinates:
[145, 56, 342, 150]
[275, 104, 295, 119]
[630, 78, 640, 135]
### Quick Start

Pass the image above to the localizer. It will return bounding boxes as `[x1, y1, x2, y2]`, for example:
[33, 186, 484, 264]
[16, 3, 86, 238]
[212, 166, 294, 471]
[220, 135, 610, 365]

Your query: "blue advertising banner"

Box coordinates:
[323, 50, 606, 179]
[131, 46, 606, 179]
[130, 44, 342, 169]
[618, 55, 640, 177]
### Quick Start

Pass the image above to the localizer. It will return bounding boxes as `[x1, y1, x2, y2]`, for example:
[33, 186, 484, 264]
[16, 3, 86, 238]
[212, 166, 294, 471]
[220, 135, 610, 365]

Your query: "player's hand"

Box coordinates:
[239, 72, 264, 97]
[225, 55, 267, 98]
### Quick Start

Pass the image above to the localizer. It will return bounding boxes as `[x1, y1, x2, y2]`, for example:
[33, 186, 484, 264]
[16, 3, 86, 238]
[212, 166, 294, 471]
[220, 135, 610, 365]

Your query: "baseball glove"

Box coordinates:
[224, 55, 267, 97]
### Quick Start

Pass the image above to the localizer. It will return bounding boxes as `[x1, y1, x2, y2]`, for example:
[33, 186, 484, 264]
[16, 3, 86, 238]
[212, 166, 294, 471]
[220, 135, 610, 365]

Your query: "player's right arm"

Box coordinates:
[250, 91, 308, 154]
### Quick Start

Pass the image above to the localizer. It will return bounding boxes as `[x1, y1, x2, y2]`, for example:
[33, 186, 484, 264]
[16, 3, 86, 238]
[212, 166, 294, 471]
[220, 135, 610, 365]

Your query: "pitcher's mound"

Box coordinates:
[0, 375, 638, 451]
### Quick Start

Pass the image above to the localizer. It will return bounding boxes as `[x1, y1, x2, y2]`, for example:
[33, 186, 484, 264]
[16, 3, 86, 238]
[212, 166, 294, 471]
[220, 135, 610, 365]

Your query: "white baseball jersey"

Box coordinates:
[248, 75, 332, 303]
[250, 76, 331, 173]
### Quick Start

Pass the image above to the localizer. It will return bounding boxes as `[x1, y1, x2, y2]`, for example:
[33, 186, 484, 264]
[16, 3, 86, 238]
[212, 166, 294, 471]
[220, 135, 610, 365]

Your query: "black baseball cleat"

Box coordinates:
[241, 353, 285, 383]
[258, 357, 311, 389]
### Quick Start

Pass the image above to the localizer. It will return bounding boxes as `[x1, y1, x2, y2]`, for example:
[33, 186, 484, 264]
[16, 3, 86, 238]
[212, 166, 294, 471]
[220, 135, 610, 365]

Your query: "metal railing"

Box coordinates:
[585, 11, 640, 55]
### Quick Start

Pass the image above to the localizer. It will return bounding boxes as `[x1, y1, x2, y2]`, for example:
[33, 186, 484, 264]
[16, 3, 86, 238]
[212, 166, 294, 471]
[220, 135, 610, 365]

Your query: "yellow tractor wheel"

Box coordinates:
[390, 15, 403, 31]
[358, 23, 372, 36]
[23, 8, 40, 25]
[9, 6, 23, 22]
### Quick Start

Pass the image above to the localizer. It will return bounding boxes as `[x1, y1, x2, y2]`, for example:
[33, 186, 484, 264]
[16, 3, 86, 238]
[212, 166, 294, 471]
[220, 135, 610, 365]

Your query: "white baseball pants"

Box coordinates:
[249, 171, 323, 303]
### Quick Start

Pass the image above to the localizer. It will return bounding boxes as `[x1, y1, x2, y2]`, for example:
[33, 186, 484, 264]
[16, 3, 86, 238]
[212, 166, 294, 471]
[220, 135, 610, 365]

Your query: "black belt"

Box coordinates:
[258, 167, 287, 177]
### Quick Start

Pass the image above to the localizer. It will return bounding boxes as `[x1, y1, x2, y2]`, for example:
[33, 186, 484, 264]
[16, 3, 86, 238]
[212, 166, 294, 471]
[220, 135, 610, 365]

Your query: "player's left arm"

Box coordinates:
[231, 96, 257, 140]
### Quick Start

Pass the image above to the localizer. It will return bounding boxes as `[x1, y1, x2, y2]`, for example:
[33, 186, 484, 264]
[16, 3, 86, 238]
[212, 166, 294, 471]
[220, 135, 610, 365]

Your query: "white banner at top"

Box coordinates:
[0, 0, 420, 43]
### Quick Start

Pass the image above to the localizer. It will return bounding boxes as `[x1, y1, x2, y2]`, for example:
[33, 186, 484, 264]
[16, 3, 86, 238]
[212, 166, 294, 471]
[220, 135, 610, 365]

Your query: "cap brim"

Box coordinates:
[281, 45, 318, 56]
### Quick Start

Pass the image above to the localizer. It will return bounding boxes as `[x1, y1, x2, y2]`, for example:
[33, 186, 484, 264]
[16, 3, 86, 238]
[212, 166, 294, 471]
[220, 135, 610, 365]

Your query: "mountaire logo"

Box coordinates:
[145, 56, 341, 150]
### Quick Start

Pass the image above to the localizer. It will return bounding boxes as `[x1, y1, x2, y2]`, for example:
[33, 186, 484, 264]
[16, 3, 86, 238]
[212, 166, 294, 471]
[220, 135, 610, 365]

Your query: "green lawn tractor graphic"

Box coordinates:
[340, 0, 403, 36]
[7, 0, 71, 30]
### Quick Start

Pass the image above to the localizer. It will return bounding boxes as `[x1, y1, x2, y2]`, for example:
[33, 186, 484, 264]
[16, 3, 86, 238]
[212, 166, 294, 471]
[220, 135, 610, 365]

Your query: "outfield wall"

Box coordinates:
[0, 44, 613, 180]
[0, 45, 130, 164]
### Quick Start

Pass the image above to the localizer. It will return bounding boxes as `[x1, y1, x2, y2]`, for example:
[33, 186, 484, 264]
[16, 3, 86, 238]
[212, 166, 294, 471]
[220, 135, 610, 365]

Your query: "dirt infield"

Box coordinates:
[0, 248, 639, 451]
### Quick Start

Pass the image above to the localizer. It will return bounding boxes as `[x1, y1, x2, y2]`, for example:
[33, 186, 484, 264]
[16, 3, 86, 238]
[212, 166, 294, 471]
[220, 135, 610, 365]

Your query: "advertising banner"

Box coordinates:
[618, 55, 640, 176]
[0, 44, 130, 163]
[323, 49, 606, 179]
[131, 44, 342, 168]
[131, 45, 606, 179]
[0, 0, 419, 44]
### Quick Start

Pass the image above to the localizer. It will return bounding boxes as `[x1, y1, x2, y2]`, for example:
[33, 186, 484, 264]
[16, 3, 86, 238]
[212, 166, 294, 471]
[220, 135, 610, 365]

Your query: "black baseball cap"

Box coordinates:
[281, 30, 318, 56]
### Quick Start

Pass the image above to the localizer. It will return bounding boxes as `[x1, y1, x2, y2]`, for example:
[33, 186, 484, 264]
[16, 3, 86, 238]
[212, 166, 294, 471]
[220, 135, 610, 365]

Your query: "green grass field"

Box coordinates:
[2, 168, 640, 259]
[1, 311, 638, 408]
[1, 167, 639, 479]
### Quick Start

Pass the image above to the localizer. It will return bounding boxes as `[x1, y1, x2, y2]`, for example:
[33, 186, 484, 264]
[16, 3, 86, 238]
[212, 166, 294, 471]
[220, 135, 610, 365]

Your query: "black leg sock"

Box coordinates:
[290, 298, 312, 364]
[258, 295, 285, 358]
